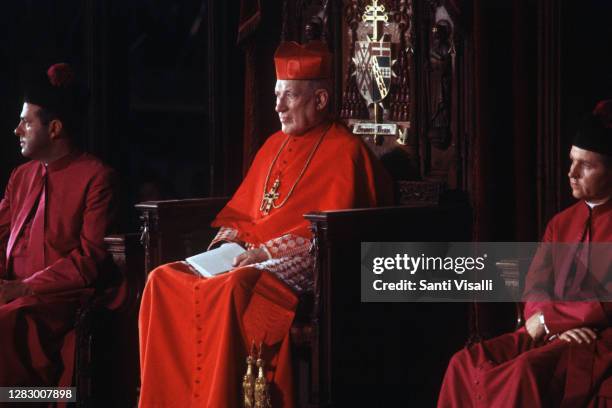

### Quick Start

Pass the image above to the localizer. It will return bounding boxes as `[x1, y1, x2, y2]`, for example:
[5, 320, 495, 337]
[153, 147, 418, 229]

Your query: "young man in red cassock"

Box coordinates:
[138, 41, 393, 407]
[0, 63, 117, 387]
[438, 101, 612, 407]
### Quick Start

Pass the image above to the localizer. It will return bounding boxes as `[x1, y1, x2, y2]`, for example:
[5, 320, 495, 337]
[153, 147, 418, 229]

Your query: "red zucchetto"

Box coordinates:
[47, 63, 75, 87]
[274, 41, 332, 80]
[593, 99, 612, 129]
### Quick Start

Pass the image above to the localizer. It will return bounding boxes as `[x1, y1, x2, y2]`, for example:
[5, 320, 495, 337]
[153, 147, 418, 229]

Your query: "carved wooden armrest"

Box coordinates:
[103, 233, 145, 311]
[135, 197, 230, 273]
[135, 197, 229, 212]
[496, 258, 530, 329]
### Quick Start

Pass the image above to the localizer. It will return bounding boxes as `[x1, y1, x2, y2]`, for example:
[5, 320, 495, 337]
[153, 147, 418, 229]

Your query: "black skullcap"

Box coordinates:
[573, 100, 612, 156]
[23, 63, 84, 123]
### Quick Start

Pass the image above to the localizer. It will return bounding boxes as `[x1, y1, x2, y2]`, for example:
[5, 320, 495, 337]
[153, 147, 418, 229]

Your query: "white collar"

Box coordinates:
[586, 198, 610, 208]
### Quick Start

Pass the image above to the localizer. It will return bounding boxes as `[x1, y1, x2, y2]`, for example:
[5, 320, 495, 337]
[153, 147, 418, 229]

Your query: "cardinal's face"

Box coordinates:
[568, 146, 612, 203]
[14, 103, 53, 160]
[274, 79, 327, 135]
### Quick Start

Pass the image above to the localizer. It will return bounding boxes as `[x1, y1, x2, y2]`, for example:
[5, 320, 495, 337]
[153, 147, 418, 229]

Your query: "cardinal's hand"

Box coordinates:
[232, 248, 269, 268]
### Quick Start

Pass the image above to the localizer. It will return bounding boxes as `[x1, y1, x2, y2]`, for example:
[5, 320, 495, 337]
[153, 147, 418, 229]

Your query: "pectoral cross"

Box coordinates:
[260, 178, 280, 215]
[362, 0, 388, 42]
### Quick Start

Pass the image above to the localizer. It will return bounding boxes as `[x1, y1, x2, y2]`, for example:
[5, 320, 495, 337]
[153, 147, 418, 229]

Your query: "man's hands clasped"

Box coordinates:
[527, 311, 597, 344]
[558, 327, 597, 344]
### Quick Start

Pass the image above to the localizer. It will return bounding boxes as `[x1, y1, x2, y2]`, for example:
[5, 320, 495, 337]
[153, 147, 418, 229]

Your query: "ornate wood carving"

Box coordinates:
[282, 0, 332, 43]
[341, 0, 414, 125]
[135, 198, 228, 275]
[139, 210, 158, 274]
[280, 0, 470, 201]
[306, 216, 332, 406]
[421, 0, 462, 189]
[338, 0, 468, 200]
[396, 180, 444, 204]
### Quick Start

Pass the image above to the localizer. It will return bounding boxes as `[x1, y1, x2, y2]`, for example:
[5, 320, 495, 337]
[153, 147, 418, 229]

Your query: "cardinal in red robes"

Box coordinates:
[138, 41, 393, 407]
[0, 64, 117, 388]
[438, 101, 612, 407]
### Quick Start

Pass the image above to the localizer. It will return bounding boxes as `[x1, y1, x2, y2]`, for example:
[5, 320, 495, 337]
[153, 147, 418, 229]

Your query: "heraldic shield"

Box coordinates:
[353, 39, 392, 106]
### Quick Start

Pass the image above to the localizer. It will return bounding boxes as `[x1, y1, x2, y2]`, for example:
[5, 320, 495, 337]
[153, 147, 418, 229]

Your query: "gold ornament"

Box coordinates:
[259, 125, 331, 215]
[254, 344, 271, 408]
[242, 342, 256, 408]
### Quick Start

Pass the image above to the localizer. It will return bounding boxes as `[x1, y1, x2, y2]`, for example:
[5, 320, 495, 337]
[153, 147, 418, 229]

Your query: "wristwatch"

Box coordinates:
[538, 313, 550, 335]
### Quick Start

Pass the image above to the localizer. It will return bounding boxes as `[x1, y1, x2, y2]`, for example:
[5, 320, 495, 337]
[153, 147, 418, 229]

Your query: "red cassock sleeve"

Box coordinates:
[22, 168, 118, 294]
[0, 169, 15, 279]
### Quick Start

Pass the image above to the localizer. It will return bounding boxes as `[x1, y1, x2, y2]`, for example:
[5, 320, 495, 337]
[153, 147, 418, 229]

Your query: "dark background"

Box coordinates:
[0, 0, 245, 231]
[1, 0, 611, 239]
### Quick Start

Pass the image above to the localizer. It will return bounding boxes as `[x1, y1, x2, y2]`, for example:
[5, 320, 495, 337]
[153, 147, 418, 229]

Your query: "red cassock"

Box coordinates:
[138, 121, 393, 407]
[0, 151, 116, 387]
[438, 200, 612, 407]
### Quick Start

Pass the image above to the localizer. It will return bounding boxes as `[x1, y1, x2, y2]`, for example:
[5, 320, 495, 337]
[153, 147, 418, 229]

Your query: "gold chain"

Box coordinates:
[260, 124, 331, 214]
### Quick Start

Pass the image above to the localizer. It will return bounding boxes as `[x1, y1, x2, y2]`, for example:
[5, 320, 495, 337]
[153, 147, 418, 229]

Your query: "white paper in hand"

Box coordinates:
[184, 243, 246, 277]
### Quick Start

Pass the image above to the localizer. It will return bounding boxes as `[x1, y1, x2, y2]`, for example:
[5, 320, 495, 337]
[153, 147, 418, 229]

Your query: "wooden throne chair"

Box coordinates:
[129, 1, 476, 405]
[133, 197, 471, 406]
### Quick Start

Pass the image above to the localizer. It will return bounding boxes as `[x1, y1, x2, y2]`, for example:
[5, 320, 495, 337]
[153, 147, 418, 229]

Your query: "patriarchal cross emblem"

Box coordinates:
[353, 0, 392, 106]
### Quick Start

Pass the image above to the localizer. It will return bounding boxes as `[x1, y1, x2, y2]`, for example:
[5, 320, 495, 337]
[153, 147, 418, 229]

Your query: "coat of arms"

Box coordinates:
[351, 0, 397, 140]
[354, 39, 392, 105]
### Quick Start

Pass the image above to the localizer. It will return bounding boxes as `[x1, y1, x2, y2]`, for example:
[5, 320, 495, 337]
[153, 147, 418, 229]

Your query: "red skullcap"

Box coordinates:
[47, 63, 75, 87]
[593, 99, 612, 129]
[274, 41, 332, 80]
